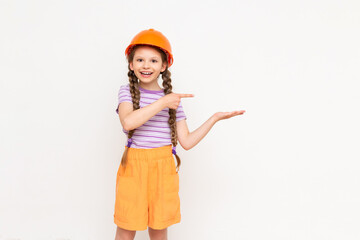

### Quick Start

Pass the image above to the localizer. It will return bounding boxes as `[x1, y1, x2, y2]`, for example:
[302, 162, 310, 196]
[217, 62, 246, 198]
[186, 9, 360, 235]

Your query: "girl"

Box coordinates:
[114, 28, 245, 240]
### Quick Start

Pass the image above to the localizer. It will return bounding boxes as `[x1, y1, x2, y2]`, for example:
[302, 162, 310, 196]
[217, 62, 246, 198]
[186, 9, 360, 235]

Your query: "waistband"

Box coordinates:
[124, 144, 173, 159]
[126, 138, 177, 155]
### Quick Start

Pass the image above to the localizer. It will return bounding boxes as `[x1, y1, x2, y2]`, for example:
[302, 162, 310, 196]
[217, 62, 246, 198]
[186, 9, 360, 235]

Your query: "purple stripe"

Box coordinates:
[151, 114, 185, 120]
[140, 95, 162, 101]
[139, 100, 160, 105]
[142, 123, 169, 128]
[177, 117, 186, 121]
[141, 92, 164, 96]
[139, 100, 181, 106]
[147, 119, 169, 123]
[119, 96, 169, 104]
[133, 134, 171, 140]
[160, 107, 183, 112]
[135, 139, 171, 144]
[137, 129, 170, 134]
[161, 108, 183, 112]
[119, 91, 130, 96]
[139, 88, 164, 94]
[139, 125, 169, 130]
[154, 113, 169, 117]
[119, 99, 132, 103]
[147, 114, 185, 120]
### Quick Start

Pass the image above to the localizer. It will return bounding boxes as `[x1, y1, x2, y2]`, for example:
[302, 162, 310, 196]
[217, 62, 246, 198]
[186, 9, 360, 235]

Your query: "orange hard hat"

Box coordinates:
[125, 28, 174, 67]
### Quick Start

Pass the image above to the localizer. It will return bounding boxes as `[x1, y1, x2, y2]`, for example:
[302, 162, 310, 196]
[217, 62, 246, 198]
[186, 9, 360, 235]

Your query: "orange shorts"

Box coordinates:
[113, 144, 181, 231]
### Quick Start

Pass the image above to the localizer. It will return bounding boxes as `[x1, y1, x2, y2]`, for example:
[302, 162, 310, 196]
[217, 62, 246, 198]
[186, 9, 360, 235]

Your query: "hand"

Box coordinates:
[213, 110, 245, 122]
[161, 93, 194, 110]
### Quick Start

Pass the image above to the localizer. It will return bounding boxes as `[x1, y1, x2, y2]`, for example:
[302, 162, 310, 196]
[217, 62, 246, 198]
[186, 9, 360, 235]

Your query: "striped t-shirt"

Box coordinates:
[115, 84, 187, 149]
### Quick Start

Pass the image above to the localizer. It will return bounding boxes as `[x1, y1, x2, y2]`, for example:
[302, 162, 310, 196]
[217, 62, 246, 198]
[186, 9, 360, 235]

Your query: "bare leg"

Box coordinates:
[115, 226, 136, 240]
[148, 227, 168, 240]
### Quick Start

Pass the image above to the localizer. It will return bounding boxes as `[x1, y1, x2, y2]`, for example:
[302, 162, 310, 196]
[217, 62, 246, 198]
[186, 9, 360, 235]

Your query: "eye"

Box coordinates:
[152, 60, 158, 63]
[137, 59, 143, 62]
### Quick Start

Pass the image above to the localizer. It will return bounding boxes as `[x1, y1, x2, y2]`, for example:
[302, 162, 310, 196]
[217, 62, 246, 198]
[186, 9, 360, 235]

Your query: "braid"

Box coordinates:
[120, 66, 140, 168]
[162, 68, 181, 173]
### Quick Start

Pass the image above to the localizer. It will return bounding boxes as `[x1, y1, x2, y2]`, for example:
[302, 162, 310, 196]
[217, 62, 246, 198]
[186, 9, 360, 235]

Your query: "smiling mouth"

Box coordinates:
[140, 72, 153, 77]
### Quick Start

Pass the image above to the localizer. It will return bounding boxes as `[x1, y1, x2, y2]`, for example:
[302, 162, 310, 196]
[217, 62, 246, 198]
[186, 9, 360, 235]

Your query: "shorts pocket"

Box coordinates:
[162, 172, 180, 221]
[116, 175, 137, 200]
[117, 162, 134, 178]
[163, 172, 179, 193]
[115, 175, 138, 222]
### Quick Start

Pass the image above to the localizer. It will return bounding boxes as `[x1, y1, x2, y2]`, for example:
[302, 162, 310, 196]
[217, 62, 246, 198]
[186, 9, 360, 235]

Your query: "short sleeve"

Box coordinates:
[176, 101, 187, 122]
[115, 84, 132, 114]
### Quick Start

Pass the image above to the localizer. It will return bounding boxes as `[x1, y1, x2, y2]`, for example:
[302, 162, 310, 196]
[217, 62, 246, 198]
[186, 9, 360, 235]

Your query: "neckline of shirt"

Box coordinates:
[139, 86, 164, 93]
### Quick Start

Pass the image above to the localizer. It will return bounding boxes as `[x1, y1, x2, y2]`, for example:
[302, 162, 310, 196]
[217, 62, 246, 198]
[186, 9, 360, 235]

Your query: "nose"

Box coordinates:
[143, 60, 150, 69]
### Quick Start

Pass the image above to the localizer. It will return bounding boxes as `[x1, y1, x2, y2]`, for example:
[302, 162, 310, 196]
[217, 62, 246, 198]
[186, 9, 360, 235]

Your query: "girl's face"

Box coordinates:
[130, 46, 167, 86]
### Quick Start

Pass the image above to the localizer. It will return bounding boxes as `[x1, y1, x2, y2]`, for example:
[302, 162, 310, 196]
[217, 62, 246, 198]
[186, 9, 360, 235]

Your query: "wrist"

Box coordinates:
[158, 97, 167, 109]
[210, 114, 218, 124]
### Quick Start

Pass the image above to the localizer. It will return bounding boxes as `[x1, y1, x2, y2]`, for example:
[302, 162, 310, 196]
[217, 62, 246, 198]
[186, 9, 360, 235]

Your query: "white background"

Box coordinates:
[1, 0, 359, 239]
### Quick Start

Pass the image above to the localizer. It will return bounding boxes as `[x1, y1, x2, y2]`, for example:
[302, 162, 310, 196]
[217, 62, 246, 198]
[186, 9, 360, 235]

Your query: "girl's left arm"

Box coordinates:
[176, 110, 245, 150]
[176, 115, 216, 151]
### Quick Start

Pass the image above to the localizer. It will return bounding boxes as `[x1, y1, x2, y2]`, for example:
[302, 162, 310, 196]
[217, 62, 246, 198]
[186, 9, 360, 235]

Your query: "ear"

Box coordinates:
[161, 62, 167, 72]
[130, 62, 134, 71]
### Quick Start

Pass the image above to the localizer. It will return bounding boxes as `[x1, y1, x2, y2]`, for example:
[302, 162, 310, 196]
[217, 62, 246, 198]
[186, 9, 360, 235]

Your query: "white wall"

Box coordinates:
[1, 0, 359, 239]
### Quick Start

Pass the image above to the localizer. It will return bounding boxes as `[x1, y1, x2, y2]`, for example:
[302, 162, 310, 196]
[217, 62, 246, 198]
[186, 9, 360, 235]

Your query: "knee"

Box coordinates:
[115, 226, 136, 240]
[148, 227, 168, 240]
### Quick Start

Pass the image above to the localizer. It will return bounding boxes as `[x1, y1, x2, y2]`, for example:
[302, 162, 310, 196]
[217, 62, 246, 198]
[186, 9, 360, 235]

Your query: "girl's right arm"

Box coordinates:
[118, 99, 166, 131]
[118, 93, 194, 131]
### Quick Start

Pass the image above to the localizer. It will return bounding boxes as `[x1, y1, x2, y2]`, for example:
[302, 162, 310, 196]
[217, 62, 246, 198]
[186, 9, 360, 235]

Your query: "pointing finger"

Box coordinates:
[178, 94, 195, 98]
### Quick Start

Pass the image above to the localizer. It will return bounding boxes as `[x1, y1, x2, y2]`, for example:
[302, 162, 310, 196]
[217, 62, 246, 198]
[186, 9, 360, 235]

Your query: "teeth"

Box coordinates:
[141, 72, 152, 75]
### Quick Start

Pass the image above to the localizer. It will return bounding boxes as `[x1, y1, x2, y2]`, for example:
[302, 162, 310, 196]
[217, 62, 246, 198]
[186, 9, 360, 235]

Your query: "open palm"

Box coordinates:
[214, 110, 245, 121]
